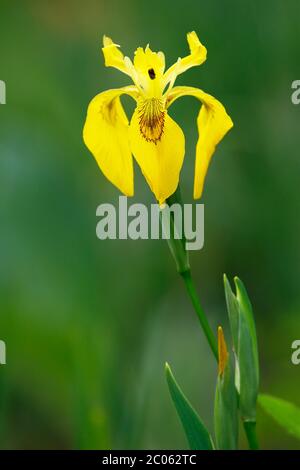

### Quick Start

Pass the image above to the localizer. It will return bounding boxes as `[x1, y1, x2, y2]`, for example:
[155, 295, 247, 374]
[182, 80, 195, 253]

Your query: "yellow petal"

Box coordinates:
[129, 108, 185, 204]
[102, 36, 130, 75]
[83, 87, 138, 196]
[134, 46, 165, 76]
[130, 47, 166, 97]
[167, 86, 233, 199]
[179, 31, 207, 72]
[164, 31, 207, 86]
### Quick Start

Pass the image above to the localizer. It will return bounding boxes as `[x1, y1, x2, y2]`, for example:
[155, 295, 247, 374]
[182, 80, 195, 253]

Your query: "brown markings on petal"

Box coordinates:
[138, 98, 165, 144]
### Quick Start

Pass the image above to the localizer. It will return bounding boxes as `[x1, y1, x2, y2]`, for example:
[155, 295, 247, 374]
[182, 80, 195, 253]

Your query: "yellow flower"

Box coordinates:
[83, 32, 233, 204]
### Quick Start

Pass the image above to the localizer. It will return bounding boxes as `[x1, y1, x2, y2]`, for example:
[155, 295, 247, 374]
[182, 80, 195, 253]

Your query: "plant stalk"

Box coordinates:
[164, 188, 218, 361]
[181, 270, 218, 361]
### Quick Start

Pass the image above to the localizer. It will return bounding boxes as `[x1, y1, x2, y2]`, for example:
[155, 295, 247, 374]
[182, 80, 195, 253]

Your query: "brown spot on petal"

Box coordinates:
[148, 68, 156, 80]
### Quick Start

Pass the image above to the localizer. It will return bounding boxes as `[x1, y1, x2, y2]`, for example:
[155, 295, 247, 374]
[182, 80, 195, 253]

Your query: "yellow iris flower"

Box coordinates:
[83, 32, 233, 204]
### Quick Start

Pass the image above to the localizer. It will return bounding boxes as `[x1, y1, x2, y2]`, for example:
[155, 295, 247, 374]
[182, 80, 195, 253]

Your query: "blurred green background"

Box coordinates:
[1, 0, 300, 450]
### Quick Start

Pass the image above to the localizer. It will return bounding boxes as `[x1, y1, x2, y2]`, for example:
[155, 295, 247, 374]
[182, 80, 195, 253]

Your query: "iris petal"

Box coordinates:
[102, 36, 130, 75]
[163, 31, 207, 87]
[167, 86, 233, 199]
[83, 87, 138, 196]
[129, 109, 185, 204]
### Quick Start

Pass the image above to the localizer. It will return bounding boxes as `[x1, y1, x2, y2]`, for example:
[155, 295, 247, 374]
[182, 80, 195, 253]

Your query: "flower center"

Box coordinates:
[137, 98, 165, 143]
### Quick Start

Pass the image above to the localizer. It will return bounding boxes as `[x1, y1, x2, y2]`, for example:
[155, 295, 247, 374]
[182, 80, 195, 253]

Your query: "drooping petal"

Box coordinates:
[102, 36, 130, 75]
[163, 32, 207, 87]
[83, 87, 138, 196]
[167, 86, 233, 199]
[129, 108, 185, 204]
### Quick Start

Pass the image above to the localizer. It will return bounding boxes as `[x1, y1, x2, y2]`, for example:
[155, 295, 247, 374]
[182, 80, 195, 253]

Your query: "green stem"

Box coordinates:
[164, 188, 218, 361]
[243, 421, 259, 450]
[181, 270, 218, 361]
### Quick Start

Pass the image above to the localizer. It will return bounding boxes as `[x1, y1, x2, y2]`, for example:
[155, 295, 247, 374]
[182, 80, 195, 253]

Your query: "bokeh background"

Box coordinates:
[1, 0, 300, 450]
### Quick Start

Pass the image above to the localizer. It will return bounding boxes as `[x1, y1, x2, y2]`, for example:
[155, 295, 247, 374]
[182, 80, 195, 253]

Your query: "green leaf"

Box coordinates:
[238, 312, 258, 421]
[258, 394, 300, 440]
[165, 363, 214, 450]
[235, 277, 259, 373]
[223, 275, 259, 422]
[223, 274, 239, 350]
[214, 329, 239, 450]
[235, 278, 259, 422]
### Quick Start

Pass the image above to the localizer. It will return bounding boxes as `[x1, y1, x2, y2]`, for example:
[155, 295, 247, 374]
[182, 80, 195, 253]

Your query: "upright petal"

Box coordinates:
[128, 47, 166, 97]
[134, 46, 165, 77]
[83, 87, 138, 196]
[163, 32, 207, 87]
[167, 86, 233, 199]
[129, 109, 185, 204]
[102, 36, 130, 76]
